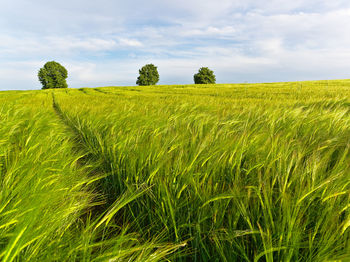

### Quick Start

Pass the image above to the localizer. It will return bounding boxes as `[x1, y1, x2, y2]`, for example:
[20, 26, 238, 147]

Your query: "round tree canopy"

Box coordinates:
[136, 64, 159, 86]
[38, 61, 68, 89]
[194, 67, 216, 84]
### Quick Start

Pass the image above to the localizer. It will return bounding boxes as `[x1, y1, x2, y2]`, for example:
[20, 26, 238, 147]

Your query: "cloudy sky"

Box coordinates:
[1, 0, 350, 90]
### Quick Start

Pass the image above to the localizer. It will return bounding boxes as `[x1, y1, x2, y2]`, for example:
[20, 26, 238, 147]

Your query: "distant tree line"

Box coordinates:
[38, 61, 216, 89]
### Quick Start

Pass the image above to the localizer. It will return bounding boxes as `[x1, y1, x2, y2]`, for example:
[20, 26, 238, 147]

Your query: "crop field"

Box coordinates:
[1, 80, 350, 261]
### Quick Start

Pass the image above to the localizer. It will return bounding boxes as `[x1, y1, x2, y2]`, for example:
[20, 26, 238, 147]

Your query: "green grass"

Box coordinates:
[1, 80, 350, 261]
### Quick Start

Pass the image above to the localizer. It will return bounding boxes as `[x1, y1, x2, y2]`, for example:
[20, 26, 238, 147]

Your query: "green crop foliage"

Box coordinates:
[1, 79, 350, 261]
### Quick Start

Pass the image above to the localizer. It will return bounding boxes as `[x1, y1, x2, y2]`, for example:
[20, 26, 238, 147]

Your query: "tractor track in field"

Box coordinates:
[93, 88, 125, 96]
[51, 92, 125, 209]
[51, 92, 101, 168]
[51, 92, 87, 146]
[51, 92, 109, 211]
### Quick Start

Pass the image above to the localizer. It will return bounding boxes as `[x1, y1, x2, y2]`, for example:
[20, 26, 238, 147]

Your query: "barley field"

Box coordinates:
[1, 80, 350, 261]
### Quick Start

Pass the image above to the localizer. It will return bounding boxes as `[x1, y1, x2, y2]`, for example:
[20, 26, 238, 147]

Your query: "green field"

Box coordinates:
[1, 80, 350, 261]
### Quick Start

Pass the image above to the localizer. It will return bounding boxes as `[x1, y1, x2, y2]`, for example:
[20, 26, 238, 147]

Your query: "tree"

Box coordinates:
[38, 61, 68, 89]
[193, 67, 216, 84]
[136, 64, 159, 86]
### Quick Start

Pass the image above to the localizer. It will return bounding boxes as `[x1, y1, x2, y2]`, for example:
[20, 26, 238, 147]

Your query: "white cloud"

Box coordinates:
[118, 38, 143, 47]
[1, 0, 350, 90]
[46, 37, 118, 52]
[0, 35, 145, 59]
[180, 26, 236, 37]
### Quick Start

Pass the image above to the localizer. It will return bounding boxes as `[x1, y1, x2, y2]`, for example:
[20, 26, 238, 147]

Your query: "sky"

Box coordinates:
[1, 0, 350, 90]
